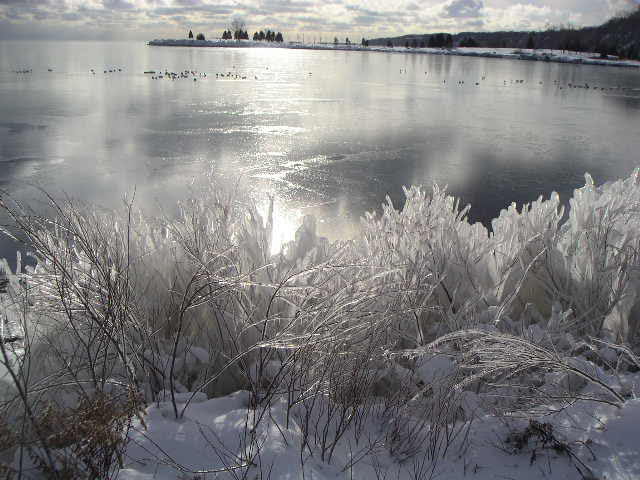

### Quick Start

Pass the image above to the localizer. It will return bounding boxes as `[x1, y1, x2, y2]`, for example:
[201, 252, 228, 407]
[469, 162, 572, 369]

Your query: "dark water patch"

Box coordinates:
[0, 122, 47, 134]
[0, 156, 45, 164]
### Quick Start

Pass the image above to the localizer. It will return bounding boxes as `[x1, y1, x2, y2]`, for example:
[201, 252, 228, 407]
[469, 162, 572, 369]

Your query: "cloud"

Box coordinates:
[443, 0, 484, 18]
[607, 0, 640, 15]
[103, 0, 136, 10]
[483, 3, 553, 30]
[0, 0, 51, 4]
[0, 0, 632, 40]
[174, 0, 203, 6]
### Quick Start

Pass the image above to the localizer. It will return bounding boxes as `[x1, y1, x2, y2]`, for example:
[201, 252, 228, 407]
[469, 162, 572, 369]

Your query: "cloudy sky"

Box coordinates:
[0, 0, 638, 41]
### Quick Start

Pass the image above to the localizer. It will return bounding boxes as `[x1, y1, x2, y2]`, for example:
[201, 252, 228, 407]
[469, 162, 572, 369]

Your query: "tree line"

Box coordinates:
[222, 29, 249, 40]
[384, 33, 454, 49]
[251, 30, 284, 42]
[371, 6, 640, 59]
[187, 25, 284, 43]
[188, 30, 205, 41]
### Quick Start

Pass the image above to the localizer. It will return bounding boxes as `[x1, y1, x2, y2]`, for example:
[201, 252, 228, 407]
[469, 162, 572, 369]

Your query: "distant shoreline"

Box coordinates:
[148, 39, 640, 69]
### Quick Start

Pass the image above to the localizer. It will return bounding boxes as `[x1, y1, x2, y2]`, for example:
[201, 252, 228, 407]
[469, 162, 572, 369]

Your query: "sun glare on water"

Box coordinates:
[257, 197, 302, 255]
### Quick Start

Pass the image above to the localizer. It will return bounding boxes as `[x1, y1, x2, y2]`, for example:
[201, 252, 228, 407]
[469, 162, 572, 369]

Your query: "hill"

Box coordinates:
[369, 7, 640, 59]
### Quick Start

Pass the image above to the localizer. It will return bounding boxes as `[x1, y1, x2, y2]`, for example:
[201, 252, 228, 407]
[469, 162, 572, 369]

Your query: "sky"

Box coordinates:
[0, 0, 639, 41]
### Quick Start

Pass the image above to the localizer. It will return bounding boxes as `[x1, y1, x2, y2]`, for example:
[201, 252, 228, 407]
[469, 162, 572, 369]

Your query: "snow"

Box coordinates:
[122, 392, 329, 480]
[148, 39, 640, 69]
[117, 386, 640, 480]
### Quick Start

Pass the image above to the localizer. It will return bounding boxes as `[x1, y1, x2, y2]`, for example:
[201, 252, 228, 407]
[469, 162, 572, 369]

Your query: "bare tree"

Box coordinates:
[231, 17, 246, 41]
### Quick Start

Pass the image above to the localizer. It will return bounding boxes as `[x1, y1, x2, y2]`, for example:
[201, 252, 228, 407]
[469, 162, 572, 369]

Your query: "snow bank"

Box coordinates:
[117, 385, 640, 480]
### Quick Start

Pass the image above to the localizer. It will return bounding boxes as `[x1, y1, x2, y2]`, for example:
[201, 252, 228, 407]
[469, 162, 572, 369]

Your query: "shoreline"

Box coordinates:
[148, 39, 640, 69]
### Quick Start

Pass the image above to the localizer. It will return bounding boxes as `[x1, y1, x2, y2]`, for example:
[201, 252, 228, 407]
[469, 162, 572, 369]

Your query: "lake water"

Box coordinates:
[1, 41, 639, 265]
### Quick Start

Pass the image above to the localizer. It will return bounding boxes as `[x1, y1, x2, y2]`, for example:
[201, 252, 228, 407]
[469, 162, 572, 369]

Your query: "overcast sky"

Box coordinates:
[0, 0, 639, 41]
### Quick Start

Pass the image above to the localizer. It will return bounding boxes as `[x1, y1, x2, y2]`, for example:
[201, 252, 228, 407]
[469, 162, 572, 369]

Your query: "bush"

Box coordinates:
[2, 170, 640, 476]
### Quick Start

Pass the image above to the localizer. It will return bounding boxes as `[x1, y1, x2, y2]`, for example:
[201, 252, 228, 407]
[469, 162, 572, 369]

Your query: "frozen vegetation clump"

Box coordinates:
[1, 170, 640, 479]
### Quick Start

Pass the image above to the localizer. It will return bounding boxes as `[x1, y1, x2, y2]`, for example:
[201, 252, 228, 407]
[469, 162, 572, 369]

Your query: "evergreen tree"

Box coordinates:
[188, 30, 193, 39]
[459, 37, 478, 47]
[275, 32, 284, 42]
[334, 36, 339, 44]
[259, 30, 265, 41]
[428, 34, 448, 48]
[253, 31, 259, 41]
[196, 33, 205, 41]
[526, 33, 535, 49]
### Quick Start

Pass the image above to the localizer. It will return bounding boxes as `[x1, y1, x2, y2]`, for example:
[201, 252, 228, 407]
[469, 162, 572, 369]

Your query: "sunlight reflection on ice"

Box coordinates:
[257, 198, 301, 255]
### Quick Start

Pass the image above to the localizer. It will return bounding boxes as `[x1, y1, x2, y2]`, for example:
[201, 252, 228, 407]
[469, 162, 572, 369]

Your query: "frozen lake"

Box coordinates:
[1, 40, 639, 263]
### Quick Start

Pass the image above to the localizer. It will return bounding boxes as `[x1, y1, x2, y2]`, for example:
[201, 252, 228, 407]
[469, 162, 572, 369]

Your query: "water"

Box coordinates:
[1, 41, 639, 265]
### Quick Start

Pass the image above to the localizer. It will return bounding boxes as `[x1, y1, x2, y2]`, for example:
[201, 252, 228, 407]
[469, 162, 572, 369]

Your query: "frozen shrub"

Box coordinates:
[2, 169, 640, 477]
[359, 185, 493, 345]
[554, 171, 640, 340]
[489, 191, 564, 321]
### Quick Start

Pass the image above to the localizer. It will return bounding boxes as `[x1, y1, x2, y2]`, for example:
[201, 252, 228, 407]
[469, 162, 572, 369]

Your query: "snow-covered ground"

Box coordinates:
[116, 369, 640, 480]
[148, 39, 640, 69]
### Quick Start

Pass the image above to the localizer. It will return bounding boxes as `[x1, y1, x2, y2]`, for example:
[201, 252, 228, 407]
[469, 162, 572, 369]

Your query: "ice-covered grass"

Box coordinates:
[1, 170, 640, 478]
[148, 39, 640, 68]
